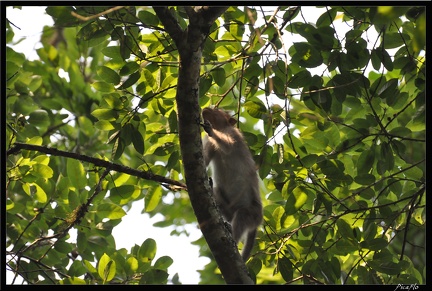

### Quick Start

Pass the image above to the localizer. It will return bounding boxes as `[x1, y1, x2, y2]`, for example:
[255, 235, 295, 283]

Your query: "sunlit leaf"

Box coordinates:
[125, 257, 139, 275]
[92, 81, 115, 92]
[244, 100, 266, 118]
[96, 203, 126, 220]
[32, 164, 53, 179]
[285, 186, 308, 215]
[98, 253, 116, 283]
[59, 277, 87, 285]
[91, 108, 118, 121]
[32, 183, 47, 203]
[138, 238, 157, 263]
[26, 136, 43, 145]
[144, 185, 163, 212]
[67, 159, 86, 190]
[97, 66, 120, 85]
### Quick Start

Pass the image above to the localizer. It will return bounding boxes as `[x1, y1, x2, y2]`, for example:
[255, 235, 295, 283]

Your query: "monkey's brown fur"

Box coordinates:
[202, 107, 263, 261]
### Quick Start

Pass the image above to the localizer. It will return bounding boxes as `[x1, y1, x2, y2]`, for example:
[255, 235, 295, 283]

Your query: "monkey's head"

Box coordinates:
[202, 107, 237, 130]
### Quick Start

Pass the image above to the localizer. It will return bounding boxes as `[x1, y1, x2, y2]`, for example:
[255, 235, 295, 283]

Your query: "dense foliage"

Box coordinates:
[5, 6, 425, 284]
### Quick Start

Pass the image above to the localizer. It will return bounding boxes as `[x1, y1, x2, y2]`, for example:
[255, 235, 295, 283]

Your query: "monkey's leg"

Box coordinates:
[231, 208, 258, 261]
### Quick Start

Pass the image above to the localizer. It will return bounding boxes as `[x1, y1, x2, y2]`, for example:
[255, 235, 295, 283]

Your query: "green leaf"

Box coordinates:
[118, 71, 141, 89]
[119, 62, 140, 76]
[92, 81, 115, 92]
[91, 108, 118, 121]
[272, 206, 285, 231]
[368, 259, 410, 275]
[356, 149, 375, 174]
[288, 70, 312, 88]
[212, 67, 226, 87]
[244, 100, 266, 118]
[98, 253, 116, 283]
[96, 203, 126, 220]
[83, 259, 97, 274]
[140, 269, 169, 284]
[333, 238, 358, 255]
[45, 6, 79, 27]
[285, 186, 308, 215]
[144, 185, 163, 212]
[97, 66, 120, 85]
[337, 219, 356, 240]
[316, 8, 337, 27]
[388, 126, 412, 137]
[109, 184, 137, 204]
[138, 10, 160, 26]
[138, 238, 157, 263]
[360, 238, 388, 251]
[94, 120, 115, 131]
[404, 166, 423, 180]
[6, 200, 14, 211]
[67, 159, 86, 190]
[380, 142, 395, 172]
[26, 136, 43, 145]
[354, 173, 376, 185]
[278, 257, 293, 282]
[244, 76, 259, 97]
[32, 164, 53, 179]
[154, 256, 173, 269]
[383, 32, 410, 49]
[301, 154, 317, 168]
[28, 109, 50, 128]
[377, 78, 398, 100]
[59, 277, 87, 285]
[101, 46, 122, 60]
[120, 35, 133, 60]
[143, 68, 155, 88]
[131, 127, 145, 155]
[112, 136, 125, 160]
[199, 75, 213, 97]
[54, 240, 73, 254]
[373, 48, 394, 71]
[77, 21, 109, 41]
[289, 42, 323, 68]
[32, 183, 48, 203]
[125, 257, 139, 275]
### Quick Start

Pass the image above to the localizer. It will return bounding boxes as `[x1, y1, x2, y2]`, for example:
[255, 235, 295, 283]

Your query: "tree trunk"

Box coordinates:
[154, 6, 254, 284]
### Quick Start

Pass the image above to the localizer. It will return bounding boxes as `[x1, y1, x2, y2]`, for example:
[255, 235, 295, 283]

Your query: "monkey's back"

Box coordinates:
[206, 127, 262, 212]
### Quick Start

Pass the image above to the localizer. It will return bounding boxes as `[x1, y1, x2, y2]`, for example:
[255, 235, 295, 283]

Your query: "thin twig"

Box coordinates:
[71, 6, 126, 22]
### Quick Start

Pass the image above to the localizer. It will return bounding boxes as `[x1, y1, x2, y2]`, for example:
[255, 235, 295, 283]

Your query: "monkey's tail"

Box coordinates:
[241, 229, 257, 262]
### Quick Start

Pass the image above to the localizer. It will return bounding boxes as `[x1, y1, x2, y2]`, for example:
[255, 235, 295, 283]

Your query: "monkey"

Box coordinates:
[201, 107, 263, 261]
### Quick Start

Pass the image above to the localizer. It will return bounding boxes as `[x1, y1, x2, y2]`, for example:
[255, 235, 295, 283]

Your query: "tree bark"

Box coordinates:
[154, 6, 255, 284]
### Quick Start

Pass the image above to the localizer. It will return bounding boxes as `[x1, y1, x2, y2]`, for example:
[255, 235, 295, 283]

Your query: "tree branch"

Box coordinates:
[7, 142, 187, 190]
[71, 6, 126, 22]
[153, 7, 185, 45]
[195, 6, 229, 25]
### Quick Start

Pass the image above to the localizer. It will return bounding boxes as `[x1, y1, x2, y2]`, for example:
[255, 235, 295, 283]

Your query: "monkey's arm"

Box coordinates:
[202, 120, 237, 154]
[202, 120, 214, 137]
[203, 139, 216, 166]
